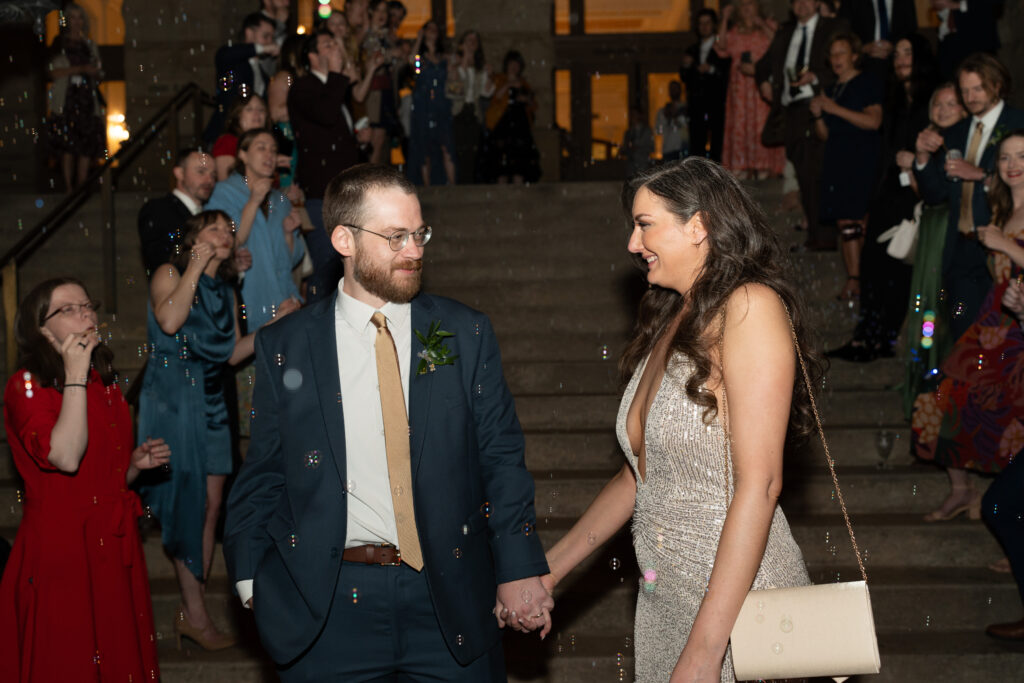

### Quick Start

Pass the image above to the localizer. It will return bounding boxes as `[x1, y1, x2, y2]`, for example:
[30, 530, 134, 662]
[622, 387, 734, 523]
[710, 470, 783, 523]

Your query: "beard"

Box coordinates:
[352, 250, 423, 303]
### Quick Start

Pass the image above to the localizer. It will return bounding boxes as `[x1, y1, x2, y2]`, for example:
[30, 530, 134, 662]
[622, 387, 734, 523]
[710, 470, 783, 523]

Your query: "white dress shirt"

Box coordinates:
[699, 36, 716, 67]
[967, 100, 1005, 165]
[872, 0, 893, 42]
[782, 13, 819, 106]
[938, 2, 970, 41]
[172, 189, 201, 215]
[236, 280, 413, 607]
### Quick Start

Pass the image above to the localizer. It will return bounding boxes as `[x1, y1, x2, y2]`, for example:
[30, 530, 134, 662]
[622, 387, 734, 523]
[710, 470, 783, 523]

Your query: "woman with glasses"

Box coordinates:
[1, 278, 168, 681]
[136, 210, 295, 650]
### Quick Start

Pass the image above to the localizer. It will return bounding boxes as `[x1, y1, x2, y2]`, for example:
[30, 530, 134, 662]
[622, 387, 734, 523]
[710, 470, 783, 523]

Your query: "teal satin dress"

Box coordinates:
[138, 273, 236, 579]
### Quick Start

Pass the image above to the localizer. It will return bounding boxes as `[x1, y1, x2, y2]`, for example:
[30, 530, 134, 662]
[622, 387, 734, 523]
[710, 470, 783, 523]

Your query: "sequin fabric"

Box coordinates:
[616, 353, 810, 682]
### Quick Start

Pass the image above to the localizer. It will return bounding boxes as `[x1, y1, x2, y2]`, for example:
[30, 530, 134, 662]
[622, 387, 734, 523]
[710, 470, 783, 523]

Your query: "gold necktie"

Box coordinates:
[958, 121, 984, 236]
[370, 312, 424, 571]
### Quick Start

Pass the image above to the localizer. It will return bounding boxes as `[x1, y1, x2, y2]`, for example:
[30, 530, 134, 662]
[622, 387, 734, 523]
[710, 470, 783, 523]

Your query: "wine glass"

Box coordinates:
[945, 149, 962, 183]
[875, 430, 895, 469]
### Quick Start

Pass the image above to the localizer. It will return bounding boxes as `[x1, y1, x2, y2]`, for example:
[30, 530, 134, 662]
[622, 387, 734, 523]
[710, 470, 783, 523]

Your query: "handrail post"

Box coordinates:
[101, 167, 117, 315]
[3, 262, 17, 375]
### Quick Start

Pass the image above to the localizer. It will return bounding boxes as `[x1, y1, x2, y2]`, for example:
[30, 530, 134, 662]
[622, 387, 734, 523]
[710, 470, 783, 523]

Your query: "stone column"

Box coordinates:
[452, 0, 558, 181]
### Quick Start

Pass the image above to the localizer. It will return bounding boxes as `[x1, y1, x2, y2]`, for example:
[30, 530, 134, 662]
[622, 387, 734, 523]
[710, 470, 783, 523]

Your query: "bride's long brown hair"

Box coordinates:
[619, 158, 824, 441]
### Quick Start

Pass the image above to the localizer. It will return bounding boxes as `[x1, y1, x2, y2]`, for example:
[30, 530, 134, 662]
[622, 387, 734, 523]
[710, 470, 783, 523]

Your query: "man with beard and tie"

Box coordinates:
[224, 164, 552, 681]
[915, 52, 1024, 340]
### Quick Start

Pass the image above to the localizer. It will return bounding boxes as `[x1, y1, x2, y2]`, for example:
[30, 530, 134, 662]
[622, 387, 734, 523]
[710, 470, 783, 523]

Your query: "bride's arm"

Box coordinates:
[543, 463, 637, 589]
[671, 284, 794, 681]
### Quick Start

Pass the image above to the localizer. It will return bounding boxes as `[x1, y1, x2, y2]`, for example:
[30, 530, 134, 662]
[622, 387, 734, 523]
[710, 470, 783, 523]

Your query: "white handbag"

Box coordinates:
[877, 201, 923, 264]
[721, 312, 881, 682]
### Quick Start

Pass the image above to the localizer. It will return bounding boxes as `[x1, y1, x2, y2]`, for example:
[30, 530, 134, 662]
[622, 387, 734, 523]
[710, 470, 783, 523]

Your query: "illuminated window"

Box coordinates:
[583, 0, 690, 34]
[298, 0, 455, 37]
[555, 69, 571, 133]
[590, 72, 627, 160]
[555, 0, 571, 35]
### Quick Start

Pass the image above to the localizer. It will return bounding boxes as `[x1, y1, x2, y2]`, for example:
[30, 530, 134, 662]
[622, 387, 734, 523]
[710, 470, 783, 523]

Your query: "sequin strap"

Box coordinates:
[717, 303, 868, 583]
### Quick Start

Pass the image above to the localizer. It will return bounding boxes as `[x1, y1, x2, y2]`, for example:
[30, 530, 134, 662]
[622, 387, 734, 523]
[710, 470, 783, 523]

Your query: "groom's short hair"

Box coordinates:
[322, 163, 417, 237]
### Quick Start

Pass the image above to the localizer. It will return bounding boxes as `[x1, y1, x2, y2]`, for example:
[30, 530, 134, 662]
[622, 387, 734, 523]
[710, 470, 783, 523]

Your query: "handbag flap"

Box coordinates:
[730, 581, 881, 680]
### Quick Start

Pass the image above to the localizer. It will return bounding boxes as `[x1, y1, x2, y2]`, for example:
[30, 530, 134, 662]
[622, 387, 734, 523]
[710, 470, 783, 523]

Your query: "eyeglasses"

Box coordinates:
[346, 225, 432, 251]
[43, 301, 101, 322]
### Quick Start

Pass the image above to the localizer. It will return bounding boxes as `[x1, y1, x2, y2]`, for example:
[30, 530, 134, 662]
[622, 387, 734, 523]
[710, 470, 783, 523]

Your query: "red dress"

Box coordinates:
[0, 371, 160, 682]
[719, 28, 785, 175]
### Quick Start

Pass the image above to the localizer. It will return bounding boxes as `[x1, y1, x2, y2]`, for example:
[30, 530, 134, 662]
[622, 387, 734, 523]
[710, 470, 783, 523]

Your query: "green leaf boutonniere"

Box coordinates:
[988, 124, 1010, 151]
[415, 321, 458, 375]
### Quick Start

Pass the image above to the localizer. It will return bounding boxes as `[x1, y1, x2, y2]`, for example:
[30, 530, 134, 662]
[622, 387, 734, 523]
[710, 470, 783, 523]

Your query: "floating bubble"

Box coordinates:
[274, 353, 286, 366]
[586, 532, 597, 545]
[351, 587, 358, 603]
[456, 634, 464, 646]
[283, 368, 303, 390]
[347, 480, 357, 493]
[609, 557, 621, 571]
[522, 522, 534, 535]
[289, 533, 298, 548]
[480, 501, 491, 518]
[520, 588, 532, 604]
[394, 485, 404, 497]
[772, 642, 783, 654]
[462, 524, 470, 535]
[453, 547, 461, 559]
[304, 450, 321, 468]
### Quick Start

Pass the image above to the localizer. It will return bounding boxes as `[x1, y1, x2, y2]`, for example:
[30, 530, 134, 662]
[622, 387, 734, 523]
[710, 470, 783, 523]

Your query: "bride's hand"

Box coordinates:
[669, 649, 722, 683]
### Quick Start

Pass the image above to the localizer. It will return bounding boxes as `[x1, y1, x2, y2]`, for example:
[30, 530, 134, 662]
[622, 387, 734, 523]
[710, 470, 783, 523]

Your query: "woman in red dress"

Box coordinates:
[1, 277, 169, 682]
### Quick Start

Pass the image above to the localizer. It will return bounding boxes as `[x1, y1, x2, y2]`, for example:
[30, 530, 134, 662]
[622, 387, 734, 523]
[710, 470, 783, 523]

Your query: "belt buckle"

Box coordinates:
[379, 543, 402, 566]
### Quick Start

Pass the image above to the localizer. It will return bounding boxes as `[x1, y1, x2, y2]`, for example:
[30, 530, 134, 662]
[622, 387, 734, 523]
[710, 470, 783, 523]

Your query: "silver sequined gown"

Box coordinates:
[617, 353, 810, 682]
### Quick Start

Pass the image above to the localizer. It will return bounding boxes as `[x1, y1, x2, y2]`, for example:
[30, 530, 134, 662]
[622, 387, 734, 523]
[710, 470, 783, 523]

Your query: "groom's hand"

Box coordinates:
[495, 576, 554, 639]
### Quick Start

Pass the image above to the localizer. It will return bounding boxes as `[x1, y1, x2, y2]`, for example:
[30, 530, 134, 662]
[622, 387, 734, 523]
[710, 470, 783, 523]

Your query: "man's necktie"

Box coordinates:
[958, 121, 985, 236]
[371, 312, 424, 571]
[876, 0, 890, 41]
[791, 25, 808, 97]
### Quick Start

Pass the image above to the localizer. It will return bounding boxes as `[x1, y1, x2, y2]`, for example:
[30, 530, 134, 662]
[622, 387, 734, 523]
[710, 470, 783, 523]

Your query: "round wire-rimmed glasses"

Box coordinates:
[345, 225, 432, 251]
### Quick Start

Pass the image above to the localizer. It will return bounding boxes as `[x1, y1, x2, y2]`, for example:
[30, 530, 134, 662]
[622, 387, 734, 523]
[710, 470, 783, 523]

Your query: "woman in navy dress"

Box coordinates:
[407, 20, 456, 185]
[137, 210, 293, 650]
[811, 32, 884, 302]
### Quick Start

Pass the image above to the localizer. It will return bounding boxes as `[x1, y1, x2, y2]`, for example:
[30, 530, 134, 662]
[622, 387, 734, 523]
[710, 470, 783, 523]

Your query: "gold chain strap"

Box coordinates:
[717, 306, 867, 583]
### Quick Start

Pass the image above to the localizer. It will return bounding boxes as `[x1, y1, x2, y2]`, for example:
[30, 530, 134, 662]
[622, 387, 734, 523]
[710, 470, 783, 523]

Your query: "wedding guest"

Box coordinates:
[654, 81, 688, 162]
[407, 20, 455, 185]
[138, 148, 216, 276]
[484, 50, 541, 184]
[46, 2, 104, 192]
[267, 35, 306, 191]
[450, 30, 494, 183]
[716, 0, 783, 178]
[914, 131, 1024, 528]
[213, 94, 269, 181]
[387, 0, 408, 38]
[620, 107, 654, 177]
[0, 277, 168, 681]
[361, 0, 400, 165]
[259, 0, 292, 77]
[934, 0, 1002, 78]
[138, 210, 293, 651]
[680, 8, 728, 161]
[838, 0, 918, 73]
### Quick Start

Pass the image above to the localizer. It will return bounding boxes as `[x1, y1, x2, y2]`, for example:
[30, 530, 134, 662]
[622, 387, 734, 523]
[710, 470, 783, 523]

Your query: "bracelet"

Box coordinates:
[64, 383, 88, 389]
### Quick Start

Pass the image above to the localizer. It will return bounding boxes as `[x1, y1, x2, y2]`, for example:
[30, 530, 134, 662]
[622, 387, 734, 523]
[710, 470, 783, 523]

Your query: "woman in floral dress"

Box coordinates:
[913, 130, 1024, 520]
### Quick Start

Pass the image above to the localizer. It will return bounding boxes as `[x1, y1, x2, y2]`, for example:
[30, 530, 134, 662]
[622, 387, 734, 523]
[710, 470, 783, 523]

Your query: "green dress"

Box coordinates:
[901, 202, 953, 419]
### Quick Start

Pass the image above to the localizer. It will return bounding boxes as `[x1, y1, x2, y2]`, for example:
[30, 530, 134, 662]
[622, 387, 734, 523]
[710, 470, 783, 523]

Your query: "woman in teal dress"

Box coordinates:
[137, 210, 293, 649]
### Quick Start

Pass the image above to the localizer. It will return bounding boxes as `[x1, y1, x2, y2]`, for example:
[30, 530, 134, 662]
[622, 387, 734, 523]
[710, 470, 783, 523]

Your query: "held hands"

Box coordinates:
[977, 225, 1012, 253]
[493, 576, 554, 639]
[132, 437, 171, 471]
[41, 326, 99, 380]
[916, 128, 944, 156]
[1002, 279, 1024, 319]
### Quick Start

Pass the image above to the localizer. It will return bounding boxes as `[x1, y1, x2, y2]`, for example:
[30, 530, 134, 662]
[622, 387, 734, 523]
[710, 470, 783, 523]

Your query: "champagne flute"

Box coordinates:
[875, 430, 895, 469]
[945, 149, 962, 183]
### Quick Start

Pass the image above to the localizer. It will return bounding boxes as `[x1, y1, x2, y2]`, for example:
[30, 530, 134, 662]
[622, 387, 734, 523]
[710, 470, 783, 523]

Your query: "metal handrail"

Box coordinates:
[2, 82, 214, 373]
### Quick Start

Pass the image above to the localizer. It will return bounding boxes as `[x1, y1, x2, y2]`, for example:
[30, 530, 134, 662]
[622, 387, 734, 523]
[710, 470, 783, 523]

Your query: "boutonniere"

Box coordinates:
[415, 321, 457, 375]
[988, 124, 1010, 150]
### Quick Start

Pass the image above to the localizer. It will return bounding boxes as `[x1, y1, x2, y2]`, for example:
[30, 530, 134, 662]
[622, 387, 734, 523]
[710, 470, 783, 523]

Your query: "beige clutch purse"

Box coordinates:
[720, 311, 881, 682]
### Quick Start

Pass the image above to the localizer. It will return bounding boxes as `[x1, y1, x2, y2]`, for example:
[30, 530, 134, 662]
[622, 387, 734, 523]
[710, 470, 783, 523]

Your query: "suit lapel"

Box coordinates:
[306, 295, 349, 486]
[409, 295, 436, 479]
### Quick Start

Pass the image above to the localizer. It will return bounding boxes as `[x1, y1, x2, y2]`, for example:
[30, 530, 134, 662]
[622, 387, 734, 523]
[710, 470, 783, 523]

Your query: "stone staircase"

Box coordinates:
[3, 181, 1024, 681]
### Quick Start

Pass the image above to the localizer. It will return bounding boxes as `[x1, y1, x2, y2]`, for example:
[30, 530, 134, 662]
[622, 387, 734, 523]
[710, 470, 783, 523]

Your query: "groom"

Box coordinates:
[223, 164, 552, 680]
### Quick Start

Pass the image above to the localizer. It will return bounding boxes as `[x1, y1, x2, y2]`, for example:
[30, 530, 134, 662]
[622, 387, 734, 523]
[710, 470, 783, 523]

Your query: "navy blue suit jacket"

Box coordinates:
[223, 292, 548, 666]
[915, 104, 1024, 275]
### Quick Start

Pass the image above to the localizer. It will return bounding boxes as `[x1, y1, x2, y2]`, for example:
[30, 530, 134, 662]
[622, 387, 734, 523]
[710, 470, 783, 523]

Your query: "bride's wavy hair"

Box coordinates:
[619, 158, 824, 441]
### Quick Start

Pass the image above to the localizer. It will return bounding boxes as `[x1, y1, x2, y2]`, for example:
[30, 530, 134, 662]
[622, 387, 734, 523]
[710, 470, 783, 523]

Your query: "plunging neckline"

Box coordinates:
[626, 353, 669, 486]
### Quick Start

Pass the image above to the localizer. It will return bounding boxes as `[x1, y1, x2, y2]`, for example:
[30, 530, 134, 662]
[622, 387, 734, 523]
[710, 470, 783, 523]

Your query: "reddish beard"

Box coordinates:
[352, 252, 423, 303]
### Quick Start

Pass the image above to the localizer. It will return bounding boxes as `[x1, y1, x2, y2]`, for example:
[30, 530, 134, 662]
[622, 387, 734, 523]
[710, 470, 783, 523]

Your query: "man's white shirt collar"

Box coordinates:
[172, 188, 202, 215]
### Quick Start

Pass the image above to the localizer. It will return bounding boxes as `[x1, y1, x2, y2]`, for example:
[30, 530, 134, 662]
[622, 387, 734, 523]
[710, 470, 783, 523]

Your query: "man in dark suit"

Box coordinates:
[288, 30, 373, 304]
[933, 0, 1003, 78]
[756, 0, 847, 251]
[203, 12, 280, 146]
[839, 0, 918, 73]
[224, 164, 551, 680]
[915, 52, 1024, 341]
[137, 149, 215, 276]
[680, 8, 729, 163]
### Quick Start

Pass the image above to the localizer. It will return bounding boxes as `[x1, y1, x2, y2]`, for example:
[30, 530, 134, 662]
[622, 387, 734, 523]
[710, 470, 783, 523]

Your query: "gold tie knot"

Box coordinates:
[371, 311, 388, 331]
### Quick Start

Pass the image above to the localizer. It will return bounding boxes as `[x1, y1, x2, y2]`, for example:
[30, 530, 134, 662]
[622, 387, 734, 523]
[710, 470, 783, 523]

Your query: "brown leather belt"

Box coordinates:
[342, 543, 403, 566]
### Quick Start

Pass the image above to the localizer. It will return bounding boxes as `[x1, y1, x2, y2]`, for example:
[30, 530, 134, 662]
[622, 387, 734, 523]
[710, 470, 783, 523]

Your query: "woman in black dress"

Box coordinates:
[483, 50, 540, 184]
[810, 32, 884, 302]
[47, 2, 105, 192]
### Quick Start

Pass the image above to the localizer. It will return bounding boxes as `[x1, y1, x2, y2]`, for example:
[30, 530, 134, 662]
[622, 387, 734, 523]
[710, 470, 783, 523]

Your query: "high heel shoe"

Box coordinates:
[174, 606, 237, 651]
[923, 487, 981, 522]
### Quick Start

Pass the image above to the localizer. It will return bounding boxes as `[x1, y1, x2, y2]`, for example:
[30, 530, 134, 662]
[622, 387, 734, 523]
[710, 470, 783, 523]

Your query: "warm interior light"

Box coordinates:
[297, 25, 307, 34]
[106, 111, 130, 155]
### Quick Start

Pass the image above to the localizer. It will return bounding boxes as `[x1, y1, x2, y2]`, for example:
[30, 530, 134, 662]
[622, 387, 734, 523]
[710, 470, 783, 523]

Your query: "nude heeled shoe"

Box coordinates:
[173, 606, 237, 651]
[923, 487, 982, 522]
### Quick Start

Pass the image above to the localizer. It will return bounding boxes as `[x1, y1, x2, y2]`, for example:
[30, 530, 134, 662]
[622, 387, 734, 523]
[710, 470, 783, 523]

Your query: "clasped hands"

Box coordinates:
[493, 574, 554, 639]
